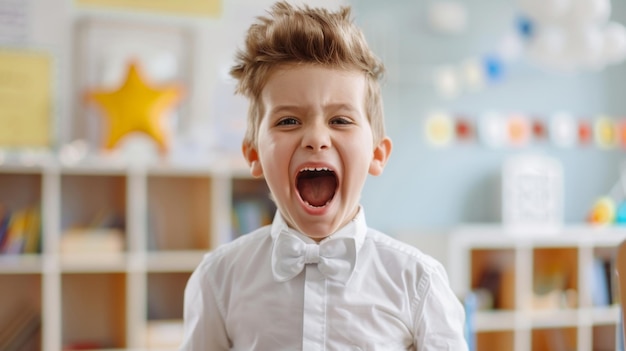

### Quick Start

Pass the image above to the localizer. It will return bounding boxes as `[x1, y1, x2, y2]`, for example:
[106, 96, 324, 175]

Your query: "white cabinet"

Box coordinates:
[0, 160, 273, 350]
[449, 225, 626, 351]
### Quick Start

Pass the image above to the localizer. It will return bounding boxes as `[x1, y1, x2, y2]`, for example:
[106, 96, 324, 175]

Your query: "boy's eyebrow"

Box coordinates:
[324, 103, 359, 112]
[269, 103, 360, 114]
[269, 105, 302, 115]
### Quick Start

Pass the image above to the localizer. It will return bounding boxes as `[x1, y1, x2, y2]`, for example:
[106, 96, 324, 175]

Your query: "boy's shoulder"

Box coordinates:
[199, 226, 272, 270]
[364, 228, 446, 273]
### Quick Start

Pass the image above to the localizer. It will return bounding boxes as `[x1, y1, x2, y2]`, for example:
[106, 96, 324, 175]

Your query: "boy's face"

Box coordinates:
[243, 65, 392, 240]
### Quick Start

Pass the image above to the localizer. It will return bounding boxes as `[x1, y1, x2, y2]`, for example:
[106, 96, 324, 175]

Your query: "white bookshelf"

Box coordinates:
[448, 225, 626, 351]
[0, 158, 272, 350]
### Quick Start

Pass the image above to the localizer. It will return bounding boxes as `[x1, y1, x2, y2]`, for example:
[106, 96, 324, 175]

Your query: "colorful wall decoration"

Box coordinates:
[424, 110, 626, 150]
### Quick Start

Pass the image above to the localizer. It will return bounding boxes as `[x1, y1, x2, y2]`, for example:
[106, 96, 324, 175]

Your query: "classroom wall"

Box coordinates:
[354, 0, 626, 232]
[20, 0, 626, 233]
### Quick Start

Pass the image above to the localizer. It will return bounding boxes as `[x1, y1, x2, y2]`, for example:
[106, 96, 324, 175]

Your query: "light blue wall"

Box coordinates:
[353, 0, 626, 232]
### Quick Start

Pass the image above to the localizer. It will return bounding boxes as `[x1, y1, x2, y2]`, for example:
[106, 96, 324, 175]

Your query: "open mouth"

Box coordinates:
[296, 167, 338, 208]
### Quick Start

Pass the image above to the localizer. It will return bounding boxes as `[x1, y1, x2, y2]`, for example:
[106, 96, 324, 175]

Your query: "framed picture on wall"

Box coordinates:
[73, 16, 193, 149]
[501, 153, 563, 235]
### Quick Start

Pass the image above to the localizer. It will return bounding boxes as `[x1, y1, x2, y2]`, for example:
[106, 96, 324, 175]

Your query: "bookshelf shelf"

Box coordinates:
[528, 310, 580, 328]
[0, 255, 44, 273]
[146, 251, 205, 272]
[474, 311, 517, 331]
[589, 305, 620, 324]
[59, 253, 128, 272]
[0, 161, 270, 350]
[450, 225, 626, 351]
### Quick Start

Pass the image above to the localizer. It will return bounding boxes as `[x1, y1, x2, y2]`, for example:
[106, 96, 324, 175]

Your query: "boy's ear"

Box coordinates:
[369, 137, 392, 176]
[242, 142, 263, 177]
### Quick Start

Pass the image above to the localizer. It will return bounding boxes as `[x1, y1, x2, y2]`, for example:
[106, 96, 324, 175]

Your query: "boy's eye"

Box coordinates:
[330, 116, 352, 125]
[276, 117, 299, 126]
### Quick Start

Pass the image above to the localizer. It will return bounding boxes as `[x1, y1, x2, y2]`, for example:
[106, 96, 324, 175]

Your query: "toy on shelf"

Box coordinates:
[588, 166, 626, 225]
[85, 61, 184, 155]
[588, 197, 616, 225]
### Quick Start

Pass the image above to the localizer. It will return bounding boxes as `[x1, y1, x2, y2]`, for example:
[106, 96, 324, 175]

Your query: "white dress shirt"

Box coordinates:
[180, 208, 467, 351]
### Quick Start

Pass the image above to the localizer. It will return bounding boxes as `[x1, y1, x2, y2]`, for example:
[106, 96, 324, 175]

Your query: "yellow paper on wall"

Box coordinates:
[0, 50, 52, 148]
[75, 0, 221, 17]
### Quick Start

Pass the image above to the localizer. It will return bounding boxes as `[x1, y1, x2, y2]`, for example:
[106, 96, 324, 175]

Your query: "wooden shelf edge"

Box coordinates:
[146, 251, 206, 272]
[59, 253, 127, 272]
[0, 254, 44, 273]
[472, 310, 517, 331]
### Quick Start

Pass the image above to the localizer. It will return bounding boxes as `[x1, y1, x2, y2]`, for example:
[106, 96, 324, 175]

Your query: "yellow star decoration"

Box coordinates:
[86, 62, 184, 154]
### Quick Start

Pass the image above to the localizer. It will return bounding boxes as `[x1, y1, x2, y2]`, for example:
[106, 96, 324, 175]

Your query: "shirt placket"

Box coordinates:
[302, 264, 327, 351]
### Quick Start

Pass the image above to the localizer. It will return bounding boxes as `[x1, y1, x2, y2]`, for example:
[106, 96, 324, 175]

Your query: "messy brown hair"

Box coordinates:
[230, 1, 386, 147]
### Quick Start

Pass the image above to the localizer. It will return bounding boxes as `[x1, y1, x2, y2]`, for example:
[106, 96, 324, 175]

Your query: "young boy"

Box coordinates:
[180, 2, 467, 350]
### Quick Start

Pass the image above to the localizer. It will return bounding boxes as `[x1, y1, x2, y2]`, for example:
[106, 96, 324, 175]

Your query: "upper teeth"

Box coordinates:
[300, 167, 331, 172]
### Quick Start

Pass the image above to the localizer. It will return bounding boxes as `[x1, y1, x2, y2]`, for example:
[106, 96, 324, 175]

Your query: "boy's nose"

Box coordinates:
[302, 123, 331, 151]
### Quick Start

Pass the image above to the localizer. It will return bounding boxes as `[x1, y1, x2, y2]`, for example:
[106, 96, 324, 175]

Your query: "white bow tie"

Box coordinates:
[271, 232, 357, 284]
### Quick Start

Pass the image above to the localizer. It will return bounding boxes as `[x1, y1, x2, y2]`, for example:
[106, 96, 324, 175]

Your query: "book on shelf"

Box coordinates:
[0, 205, 10, 250]
[60, 228, 124, 254]
[22, 205, 41, 254]
[87, 208, 125, 229]
[607, 257, 620, 305]
[0, 205, 41, 255]
[591, 257, 612, 307]
[60, 208, 125, 255]
[0, 303, 41, 351]
[3, 209, 27, 254]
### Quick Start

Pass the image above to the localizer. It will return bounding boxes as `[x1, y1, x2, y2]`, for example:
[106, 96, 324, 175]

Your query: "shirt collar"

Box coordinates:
[270, 206, 367, 253]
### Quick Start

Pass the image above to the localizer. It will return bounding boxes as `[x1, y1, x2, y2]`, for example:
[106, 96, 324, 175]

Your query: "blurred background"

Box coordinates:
[4, 0, 626, 230]
[354, 0, 626, 230]
[1, 0, 626, 350]
[0, 0, 626, 231]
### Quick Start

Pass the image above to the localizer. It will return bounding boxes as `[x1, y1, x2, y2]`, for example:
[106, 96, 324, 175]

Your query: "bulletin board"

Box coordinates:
[0, 49, 53, 148]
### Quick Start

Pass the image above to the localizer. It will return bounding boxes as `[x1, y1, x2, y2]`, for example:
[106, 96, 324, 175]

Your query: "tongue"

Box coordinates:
[298, 173, 336, 207]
